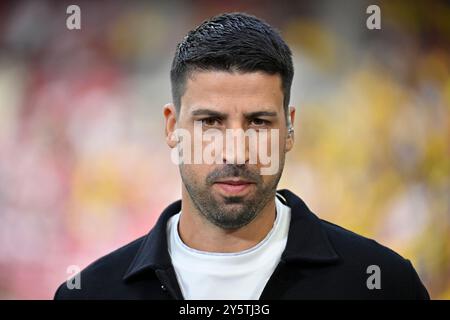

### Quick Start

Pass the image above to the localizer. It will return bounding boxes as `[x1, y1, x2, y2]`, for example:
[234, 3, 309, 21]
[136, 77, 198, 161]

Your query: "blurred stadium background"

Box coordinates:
[0, 0, 448, 299]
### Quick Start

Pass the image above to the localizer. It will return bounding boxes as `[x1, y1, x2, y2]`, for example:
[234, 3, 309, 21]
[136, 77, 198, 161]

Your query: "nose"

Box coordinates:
[221, 126, 251, 165]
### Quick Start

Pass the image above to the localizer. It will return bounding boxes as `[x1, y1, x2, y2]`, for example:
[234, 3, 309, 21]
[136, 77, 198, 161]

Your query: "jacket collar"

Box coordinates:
[276, 189, 339, 263]
[123, 189, 339, 281]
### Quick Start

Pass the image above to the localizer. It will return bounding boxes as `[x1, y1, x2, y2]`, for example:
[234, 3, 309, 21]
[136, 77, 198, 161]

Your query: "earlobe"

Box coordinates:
[163, 103, 178, 148]
[285, 133, 294, 152]
[285, 106, 296, 152]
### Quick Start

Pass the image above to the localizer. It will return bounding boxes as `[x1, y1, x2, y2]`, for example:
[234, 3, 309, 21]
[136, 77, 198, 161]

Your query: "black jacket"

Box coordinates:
[54, 189, 429, 300]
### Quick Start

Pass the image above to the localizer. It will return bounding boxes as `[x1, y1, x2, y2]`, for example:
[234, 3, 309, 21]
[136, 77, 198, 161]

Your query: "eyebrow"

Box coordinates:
[191, 108, 227, 118]
[243, 111, 278, 118]
[191, 109, 278, 119]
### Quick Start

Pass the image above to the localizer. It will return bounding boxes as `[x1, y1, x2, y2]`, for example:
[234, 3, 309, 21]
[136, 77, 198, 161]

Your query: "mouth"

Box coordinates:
[213, 178, 255, 196]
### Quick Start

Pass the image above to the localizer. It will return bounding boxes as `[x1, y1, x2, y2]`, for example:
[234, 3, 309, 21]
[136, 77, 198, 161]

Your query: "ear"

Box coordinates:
[285, 106, 296, 152]
[163, 103, 178, 148]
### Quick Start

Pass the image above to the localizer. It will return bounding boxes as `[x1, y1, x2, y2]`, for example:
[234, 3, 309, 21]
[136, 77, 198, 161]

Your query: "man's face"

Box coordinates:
[164, 70, 294, 229]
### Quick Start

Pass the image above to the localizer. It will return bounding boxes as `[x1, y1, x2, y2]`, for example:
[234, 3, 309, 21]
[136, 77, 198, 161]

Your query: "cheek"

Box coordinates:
[260, 173, 277, 187]
[253, 130, 284, 165]
[182, 164, 211, 181]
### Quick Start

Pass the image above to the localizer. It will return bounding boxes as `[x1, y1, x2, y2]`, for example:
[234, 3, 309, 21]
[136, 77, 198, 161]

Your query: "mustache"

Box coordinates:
[206, 165, 261, 185]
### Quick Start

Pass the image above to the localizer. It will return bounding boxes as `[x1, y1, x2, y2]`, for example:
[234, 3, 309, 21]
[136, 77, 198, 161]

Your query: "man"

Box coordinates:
[55, 12, 429, 300]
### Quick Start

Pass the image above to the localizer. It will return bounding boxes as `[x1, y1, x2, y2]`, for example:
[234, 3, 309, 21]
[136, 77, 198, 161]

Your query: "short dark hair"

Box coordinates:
[170, 12, 294, 120]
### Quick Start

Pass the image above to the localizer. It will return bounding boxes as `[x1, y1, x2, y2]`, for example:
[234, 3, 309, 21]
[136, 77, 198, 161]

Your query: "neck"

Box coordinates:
[178, 186, 277, 253]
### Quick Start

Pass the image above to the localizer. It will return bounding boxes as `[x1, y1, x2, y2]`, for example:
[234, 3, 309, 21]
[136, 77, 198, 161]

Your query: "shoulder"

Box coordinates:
[321, 219, 405, 265]
[319, 219, 429, 299]
[54, 236, 145, 300]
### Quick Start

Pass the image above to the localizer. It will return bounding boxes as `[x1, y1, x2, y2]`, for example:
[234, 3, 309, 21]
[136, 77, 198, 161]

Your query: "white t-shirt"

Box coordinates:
[166, 194, 291, 300]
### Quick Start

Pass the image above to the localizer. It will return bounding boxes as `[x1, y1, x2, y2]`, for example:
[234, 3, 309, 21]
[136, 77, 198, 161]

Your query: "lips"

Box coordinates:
[213, 178, 255, 195]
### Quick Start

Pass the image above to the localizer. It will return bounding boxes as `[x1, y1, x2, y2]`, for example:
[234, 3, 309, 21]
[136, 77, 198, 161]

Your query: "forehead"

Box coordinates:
[180, 70, 284, 116]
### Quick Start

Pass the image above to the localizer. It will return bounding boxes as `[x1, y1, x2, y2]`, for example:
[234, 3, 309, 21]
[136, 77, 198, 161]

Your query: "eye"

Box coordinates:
[201, 117, 222, 127]
[250, 118, 270, 126]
